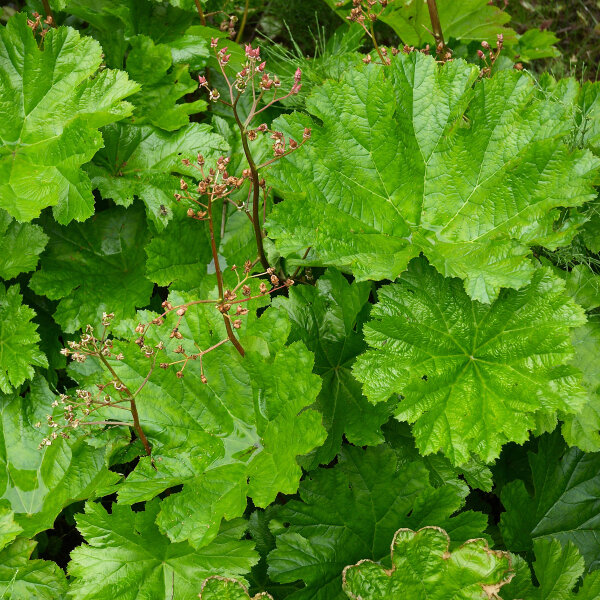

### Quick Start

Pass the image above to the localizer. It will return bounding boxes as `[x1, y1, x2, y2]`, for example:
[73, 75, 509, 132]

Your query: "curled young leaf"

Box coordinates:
[342, 527, 513, 600]
[200, 576, 273, 600]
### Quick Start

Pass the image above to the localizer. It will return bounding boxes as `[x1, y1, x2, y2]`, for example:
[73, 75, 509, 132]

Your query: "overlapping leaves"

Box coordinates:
[269, 53, 599, 302]
[267, 445, 487, 600]
[354, 258, 587, 464]
[500, 431, 600, 570]
[0, 377, 120, 538]
[86, 122, 227, 228]
[68, 500, 257, 599]
[0, 14, 138, 223]
[273, 269, 394, 467]
[75, 303, 325, 549]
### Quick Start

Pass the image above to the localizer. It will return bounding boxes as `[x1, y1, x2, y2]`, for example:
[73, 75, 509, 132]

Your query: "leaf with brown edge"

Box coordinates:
[200, 576, 273, 600]
[342, 527, 514, 600]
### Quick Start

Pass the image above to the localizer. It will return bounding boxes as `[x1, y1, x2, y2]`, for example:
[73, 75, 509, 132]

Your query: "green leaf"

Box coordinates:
[29, 204, 153, 333]
[68, 500, 258, 600]
[0, 376, 120, 537]
[500, 431, 600, 570]
[565, 265, 600, 311]
[0, 538, 68, 599]
[0, 502, 22, 551]
[562, 319, 600, 451]
[268, 55, 599, 302]
[342, 526, 513, 599]
[353, 258, 587, 464]
[502, 538, 600, 599]
[273, 269, 394, 467]
[0, 211, 48, 279]
[385, 421, 494, 492]
[0, 14, 139, 223]
[126, 35, 207, 131]
[267, 445, 488, 600]
[200, 577, 273, 600]
[85, 122, 227, 228]
[378, 0, 516, 47]
[0, 284, 47, 393]
[512, 29, 561, 62]
[145, 207, 212, 288]
[85, 304, 325, 548]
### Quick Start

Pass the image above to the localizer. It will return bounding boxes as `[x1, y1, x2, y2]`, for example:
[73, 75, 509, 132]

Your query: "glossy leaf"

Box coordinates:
[273, 269, 394, 467]
[68, 500, 258, 600]
[268, 55, 599, 302]
[354, 258, 587, 464]
[342, 527, 513, 599]
[0, 14, 139, 223]
[500, 431, 600, 570]
[267, 445, 487, 600]
[0, 284, 47, 393]
[29, 204, 153, 333]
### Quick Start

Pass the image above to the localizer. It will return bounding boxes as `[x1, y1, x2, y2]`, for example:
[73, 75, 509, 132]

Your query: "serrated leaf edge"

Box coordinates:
[199, 576, 274, 599]
[341, 526, 515, 600]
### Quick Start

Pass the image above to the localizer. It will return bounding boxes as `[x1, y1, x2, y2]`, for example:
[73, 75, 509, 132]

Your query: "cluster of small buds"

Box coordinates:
[219, 14, 238, 38]
[199, 41, 303, 111]
[343, 0, 390, 24]
[37, 381, 128, 450]
[400, 42, 451, 62]
[26, 11, 53, 38]
[477, 34, 505, 76]
[60, 322, 117, 364]
[176, 155, 251, 219]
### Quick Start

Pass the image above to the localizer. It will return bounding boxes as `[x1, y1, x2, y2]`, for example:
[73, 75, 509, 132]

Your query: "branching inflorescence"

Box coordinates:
[42, 42, 309, 456]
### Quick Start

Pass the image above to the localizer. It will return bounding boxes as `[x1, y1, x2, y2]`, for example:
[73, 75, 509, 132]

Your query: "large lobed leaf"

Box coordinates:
[267, 445, 487, 600]
[73, 303, 326, 550]
[354, 258, 587, 464]
[268, 53, 599, 303]
[0, 14, 139, 224]
[342, 527, 514, 599]
[68, 500, 258, 600]
[502, 538, 600, 599]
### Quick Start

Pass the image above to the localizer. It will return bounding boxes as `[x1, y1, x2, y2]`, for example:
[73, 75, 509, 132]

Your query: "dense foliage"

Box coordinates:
[1, 0, 600, 598]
